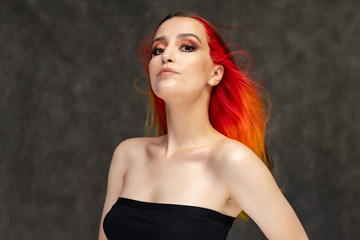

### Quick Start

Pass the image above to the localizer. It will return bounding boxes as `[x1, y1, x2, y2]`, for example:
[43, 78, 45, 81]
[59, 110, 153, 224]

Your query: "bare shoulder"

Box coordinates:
[111, 136, 163, 165]
[115, 136, 151, 150]
[117, 136, 162, 147]
[112, 137, 155, 160]
[212, 138, 266, 173]
[106, 136, 159, 191]
[211, 139, 308, 239]
[114, 137, 148, 154]
[212, 139, 308, 239]
[210, 138, 274, 197]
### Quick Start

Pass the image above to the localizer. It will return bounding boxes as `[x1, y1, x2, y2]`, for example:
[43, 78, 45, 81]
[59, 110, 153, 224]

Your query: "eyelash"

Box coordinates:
[152, 43, 197, 56]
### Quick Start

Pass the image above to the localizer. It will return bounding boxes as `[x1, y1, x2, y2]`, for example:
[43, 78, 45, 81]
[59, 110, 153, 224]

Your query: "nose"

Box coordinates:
[161, 48, 174, 63]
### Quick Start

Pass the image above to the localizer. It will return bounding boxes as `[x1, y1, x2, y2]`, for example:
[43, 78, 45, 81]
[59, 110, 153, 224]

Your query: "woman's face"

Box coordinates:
[149, 17, 219, 102]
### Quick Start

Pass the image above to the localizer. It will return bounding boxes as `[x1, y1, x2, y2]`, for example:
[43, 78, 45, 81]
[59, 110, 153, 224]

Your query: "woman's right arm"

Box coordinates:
[98, 141, 130, 240]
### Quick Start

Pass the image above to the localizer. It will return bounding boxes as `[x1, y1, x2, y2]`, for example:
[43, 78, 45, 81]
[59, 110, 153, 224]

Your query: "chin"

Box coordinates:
[151, 80, 179, 97]
[153, 88, 177, 101]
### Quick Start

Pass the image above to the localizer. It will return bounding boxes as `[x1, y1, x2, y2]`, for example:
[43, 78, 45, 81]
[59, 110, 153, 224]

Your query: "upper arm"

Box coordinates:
[98, 140, 131, 240]
[218, 142, 308, 240]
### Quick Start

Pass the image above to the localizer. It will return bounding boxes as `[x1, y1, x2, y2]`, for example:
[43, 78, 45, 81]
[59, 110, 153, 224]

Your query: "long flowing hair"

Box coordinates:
[138, 11, 273, 218]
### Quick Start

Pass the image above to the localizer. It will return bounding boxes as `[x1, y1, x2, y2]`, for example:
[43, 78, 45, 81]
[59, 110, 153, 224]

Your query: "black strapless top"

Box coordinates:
[103, 197, 236, 240]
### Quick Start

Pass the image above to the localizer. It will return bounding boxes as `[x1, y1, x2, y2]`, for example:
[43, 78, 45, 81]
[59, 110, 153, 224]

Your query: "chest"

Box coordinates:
[119, 145, 242, 217]
[120, 151, 227, 203]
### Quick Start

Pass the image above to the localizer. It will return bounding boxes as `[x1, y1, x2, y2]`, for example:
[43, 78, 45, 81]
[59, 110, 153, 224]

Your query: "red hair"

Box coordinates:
[138, 10, 273, 220]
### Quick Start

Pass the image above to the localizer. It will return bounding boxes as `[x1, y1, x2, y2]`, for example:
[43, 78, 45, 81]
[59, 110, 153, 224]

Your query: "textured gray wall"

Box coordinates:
[1, 0, 359, 239]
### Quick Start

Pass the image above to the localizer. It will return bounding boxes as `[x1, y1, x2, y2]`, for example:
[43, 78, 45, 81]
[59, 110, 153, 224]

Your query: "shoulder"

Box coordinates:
[109, 137, 152, 168]
[114, 137, 148, 153]
[115, 136, 153, 148]
[211, 138, 271, 186]
[114, 136, 162, 152]
[212, 138, 263, 169]
[212, 139, 308, 239]
[111, 136, 163, 163]
[211, 139, 277, 211]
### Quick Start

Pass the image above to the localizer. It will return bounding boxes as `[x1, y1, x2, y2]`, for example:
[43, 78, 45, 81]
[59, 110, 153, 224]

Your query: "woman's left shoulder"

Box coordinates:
[211, 139, 271, 180]
[213, 138, 259, 162]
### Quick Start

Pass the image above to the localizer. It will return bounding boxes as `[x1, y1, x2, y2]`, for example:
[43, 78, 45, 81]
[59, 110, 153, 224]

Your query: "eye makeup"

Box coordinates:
[152, 42, 166, 56]
[152, 33, 202, 47]
[151, 38, 200, 56]
[179, 40, 198, 52]
[177, 33, 202, 45]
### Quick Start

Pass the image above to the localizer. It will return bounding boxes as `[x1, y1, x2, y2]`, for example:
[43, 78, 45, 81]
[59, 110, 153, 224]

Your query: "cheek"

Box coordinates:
[148, 59, 158, 84]
[148, 58, 162, 91]
[149, 59, 156, 76]
[186, 55, 213, 80]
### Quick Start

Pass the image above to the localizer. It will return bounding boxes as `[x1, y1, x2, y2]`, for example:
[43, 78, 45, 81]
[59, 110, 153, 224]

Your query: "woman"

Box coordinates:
[98, 11, 308, 240]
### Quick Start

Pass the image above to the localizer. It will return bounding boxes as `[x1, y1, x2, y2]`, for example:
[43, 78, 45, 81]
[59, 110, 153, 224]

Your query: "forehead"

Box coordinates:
[154, 17, 208, 42]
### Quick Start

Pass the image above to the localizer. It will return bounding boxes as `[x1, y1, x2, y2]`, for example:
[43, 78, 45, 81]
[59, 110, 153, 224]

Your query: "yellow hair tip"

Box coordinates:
[237, 211, 250, 221]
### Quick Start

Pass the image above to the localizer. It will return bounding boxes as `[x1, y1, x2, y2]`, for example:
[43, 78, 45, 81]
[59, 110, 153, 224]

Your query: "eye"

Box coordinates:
[180, 44, 197, 52]
[152, 47, 164, 56]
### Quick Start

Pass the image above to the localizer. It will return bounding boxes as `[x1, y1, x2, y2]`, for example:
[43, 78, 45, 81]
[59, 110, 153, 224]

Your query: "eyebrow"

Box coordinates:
[152, 33, 203, 46]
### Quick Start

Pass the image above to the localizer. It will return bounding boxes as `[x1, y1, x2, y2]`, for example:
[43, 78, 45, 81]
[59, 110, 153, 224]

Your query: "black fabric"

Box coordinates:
[103, 197, 236, 240]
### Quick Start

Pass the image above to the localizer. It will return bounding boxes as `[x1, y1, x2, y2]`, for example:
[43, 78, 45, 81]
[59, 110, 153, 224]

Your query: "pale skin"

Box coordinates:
[98, 17, 308, 240]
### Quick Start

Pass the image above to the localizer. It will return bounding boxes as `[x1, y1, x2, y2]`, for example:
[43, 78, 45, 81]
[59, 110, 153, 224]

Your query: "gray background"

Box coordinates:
[1, 0, 359, 239]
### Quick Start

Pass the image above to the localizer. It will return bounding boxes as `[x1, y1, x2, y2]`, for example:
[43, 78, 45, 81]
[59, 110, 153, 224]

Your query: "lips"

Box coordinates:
[158, 67, 179, 76]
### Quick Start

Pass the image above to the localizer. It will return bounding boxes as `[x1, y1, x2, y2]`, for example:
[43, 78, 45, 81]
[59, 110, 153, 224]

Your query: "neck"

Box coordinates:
[162, 93, 219, 157]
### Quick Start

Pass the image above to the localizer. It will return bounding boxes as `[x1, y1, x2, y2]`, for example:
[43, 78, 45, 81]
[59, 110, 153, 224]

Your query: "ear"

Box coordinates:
[208, 65, 224, 86]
